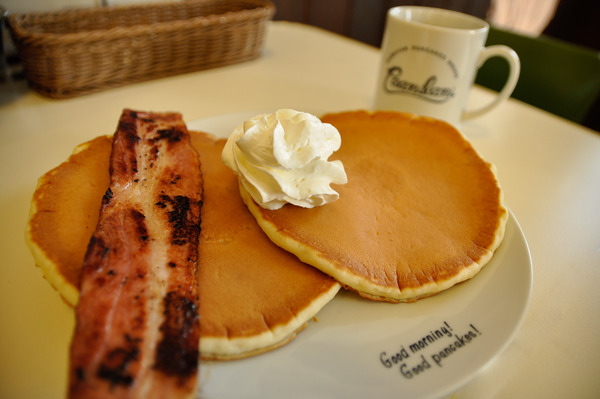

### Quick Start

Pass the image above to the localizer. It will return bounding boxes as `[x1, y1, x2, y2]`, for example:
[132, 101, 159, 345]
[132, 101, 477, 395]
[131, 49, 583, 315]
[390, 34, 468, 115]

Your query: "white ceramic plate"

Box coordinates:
[188, 112, 533, 399]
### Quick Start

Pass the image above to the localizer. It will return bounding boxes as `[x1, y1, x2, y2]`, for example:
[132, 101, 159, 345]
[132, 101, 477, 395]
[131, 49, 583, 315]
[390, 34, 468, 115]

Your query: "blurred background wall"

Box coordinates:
[0, 0, 572, 44]
[269, 0, 561, 47]
[5, 0, 596, 56]
[2, 0, 598, 128]
[4, 0, 597, 48]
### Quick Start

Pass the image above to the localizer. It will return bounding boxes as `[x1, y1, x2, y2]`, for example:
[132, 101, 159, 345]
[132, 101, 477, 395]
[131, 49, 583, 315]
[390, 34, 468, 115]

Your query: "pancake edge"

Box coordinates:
[24, 139, 107, 307]
[200, 281, 340, 360]
[239, 168, 508, 303]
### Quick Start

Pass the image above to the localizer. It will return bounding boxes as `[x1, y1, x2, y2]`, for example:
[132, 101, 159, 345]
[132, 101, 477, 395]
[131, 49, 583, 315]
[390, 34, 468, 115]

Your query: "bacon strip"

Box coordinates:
[68, 110, 202, 399]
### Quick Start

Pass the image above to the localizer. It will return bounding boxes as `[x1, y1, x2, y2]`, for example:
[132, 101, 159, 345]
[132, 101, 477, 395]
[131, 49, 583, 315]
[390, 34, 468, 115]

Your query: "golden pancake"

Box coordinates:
[26, 135, 112, 306]
[241, 110, 507, 303]
[25, 131, 339, 360]
[192, 133, 339, 359]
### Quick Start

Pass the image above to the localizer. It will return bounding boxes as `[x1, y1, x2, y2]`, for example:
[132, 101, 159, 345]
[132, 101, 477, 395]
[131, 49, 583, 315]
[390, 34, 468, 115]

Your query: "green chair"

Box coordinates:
[475, 26, 600, 124]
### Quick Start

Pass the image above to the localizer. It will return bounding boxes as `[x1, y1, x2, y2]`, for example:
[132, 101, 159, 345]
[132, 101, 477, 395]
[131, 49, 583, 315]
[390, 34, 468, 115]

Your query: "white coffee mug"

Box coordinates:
[374, 6, 520, 125]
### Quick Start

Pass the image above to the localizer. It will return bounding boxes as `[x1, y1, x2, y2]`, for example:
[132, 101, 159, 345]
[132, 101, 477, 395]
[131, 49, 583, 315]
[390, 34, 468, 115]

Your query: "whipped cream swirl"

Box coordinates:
[222, 109, 347, 210]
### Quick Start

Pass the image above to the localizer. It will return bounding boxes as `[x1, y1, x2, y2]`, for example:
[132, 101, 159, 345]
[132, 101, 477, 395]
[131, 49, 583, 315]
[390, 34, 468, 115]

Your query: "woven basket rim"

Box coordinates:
[8, 0, 275, 45]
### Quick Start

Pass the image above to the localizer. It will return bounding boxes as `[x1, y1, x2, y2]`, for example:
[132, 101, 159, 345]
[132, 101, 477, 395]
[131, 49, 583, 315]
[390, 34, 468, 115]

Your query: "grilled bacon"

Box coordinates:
[68, 110, 202, 399]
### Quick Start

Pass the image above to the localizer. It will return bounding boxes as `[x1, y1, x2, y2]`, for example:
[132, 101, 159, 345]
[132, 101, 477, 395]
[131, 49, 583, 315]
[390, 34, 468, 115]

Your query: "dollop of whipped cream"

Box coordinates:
[222, 109, 347, 210]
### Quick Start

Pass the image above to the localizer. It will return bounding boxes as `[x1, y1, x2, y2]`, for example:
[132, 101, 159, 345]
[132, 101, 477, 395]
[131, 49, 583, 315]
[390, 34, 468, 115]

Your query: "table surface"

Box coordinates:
[1, 21, 599, 399]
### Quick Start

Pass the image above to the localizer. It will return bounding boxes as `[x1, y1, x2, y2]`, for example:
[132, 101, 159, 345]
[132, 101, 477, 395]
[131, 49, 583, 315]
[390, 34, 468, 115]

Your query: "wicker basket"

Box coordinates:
[7, 0, 275, 98]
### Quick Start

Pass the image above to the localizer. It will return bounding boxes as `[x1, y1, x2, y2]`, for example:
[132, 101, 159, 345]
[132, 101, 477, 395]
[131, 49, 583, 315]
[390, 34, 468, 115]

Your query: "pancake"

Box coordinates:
[240, 110, 507, 303]
[26, 135, 112, 306]
[25, 131, 340, 360]
[192, 133, 339, 359]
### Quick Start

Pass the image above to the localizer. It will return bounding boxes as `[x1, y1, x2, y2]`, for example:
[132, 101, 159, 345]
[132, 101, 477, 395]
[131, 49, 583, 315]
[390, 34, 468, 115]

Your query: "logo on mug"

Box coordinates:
[384, 67, 455, 103]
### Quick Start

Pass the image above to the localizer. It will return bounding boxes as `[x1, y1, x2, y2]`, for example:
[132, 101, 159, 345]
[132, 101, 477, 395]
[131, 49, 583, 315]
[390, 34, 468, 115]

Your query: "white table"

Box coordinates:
[1, 21, 599, 399]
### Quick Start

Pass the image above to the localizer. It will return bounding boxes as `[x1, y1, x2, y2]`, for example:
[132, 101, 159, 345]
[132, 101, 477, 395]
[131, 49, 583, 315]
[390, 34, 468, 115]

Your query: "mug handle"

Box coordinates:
[462, 45, 520, 120]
